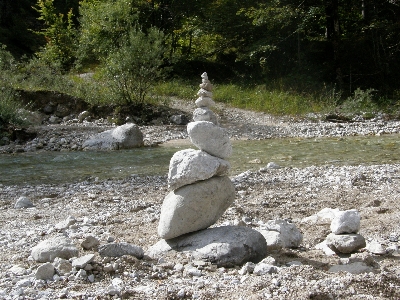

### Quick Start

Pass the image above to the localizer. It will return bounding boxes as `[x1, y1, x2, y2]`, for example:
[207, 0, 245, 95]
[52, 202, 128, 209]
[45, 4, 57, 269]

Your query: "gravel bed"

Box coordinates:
[0, 101, 400, 299]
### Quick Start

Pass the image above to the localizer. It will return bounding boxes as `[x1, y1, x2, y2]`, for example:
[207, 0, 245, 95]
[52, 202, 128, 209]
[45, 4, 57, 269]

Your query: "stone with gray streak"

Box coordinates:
[187, 121, 232, 159]
[98, 242, 144, 258]
[31, 235, 79, 263]
[168, 149, 230, 190]
[330, 209, 360, 234]
[158, 176, 235, 239]
[148, 226, 267, 267]
[325, 233, 366, 254]
[82, 123, 143, 150]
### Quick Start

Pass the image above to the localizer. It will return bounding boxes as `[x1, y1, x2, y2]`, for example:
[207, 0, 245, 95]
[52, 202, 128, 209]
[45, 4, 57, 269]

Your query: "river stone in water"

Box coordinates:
[149, 226, 267, 267]
[158, 176, 235, 239]
[82, 123, 143, 150]
[168, 149, 230, 190]
[187, 121, 232, 159]
[31, 235, 79, 262]
[325, 233, 366, 254]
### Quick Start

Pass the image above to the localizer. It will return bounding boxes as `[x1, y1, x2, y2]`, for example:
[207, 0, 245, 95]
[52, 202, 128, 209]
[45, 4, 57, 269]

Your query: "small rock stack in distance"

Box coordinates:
[325, 209, 366, 254]
[158, 72, 235, 240]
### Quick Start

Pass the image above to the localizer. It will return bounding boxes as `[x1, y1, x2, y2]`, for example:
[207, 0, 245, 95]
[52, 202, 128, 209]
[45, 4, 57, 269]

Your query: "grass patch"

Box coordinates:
[152, 79, 338, 115]
[0, 87, 27, 130]
[152, 79, 197, 100]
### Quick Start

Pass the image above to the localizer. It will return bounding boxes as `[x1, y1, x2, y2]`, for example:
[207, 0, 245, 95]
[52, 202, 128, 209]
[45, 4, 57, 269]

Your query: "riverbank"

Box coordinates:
[1, 99, 400, 153]
[1, 101, 400, 299]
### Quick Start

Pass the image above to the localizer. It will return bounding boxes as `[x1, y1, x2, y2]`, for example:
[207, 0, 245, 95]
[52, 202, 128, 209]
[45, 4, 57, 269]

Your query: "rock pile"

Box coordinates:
[316, 209, 366, 255]
[154, 73, 267, 266]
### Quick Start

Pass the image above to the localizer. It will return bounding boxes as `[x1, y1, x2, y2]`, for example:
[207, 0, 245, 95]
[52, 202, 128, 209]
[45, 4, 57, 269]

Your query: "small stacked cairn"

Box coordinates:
[158, 73, 235, 240]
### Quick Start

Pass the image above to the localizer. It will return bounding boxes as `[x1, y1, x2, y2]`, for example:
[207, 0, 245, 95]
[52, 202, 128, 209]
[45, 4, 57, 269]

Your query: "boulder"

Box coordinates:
[193, 107, 219, 125]
[31, 236, 79, 263]
[98, 242, 144, 258]
[257, 219, 303, 250]
[158, 176, 235, 239]
[148, 226, 267, 267]
[35, 262, 55, 280]
[82, 123, 143, 150]
[366, 240, 386, 255]
[187, 121, 232, 159]
[168, 149, 230, 190]
[330, 209, 360, 234]
[15, 196, 35, 209]
[325, 233, 366, 254]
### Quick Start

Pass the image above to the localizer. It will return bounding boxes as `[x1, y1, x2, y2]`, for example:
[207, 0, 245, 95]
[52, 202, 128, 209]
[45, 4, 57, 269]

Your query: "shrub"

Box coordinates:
[101, 27, 167, 104]
[341, 88, 378, 113]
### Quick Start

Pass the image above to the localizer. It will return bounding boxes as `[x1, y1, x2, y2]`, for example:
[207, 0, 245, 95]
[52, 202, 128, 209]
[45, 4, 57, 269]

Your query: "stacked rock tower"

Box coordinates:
[158, 73, 235, 240]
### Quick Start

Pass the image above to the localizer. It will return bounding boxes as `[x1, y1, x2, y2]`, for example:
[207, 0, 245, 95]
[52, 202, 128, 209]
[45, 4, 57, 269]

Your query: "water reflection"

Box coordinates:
[1, 134, 399, 186]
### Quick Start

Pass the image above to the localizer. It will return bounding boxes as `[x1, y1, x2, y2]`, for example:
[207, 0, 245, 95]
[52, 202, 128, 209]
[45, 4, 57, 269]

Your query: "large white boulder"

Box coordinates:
[158, 176, 235, 239]
[330, 209, 360, 234]
[187, 121, 232, 159]
[168, 149, 230, 190]
[148, 226, 267, 267]
[82, 123, 143, 150]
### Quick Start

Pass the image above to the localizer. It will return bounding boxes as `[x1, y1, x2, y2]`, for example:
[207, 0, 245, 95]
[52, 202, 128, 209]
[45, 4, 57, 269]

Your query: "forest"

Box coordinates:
[1, 0, 400, 128]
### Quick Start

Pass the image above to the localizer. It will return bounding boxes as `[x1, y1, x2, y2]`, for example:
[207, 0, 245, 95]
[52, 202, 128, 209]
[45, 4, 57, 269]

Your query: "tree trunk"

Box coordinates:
[325, 0, 343, 89]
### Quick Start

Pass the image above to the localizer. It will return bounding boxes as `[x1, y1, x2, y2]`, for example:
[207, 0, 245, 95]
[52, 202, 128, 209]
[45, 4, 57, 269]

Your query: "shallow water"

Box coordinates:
[1, 134, 399, 186]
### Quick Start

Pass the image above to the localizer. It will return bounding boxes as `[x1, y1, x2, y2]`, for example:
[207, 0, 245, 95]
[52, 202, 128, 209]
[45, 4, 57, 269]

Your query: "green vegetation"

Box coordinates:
[0, 0, 399, 131]
[0, 45, 26, 130]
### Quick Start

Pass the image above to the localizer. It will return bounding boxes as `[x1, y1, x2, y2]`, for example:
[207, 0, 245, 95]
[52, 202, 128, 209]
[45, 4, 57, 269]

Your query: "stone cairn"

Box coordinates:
[157, 72, 235, 239]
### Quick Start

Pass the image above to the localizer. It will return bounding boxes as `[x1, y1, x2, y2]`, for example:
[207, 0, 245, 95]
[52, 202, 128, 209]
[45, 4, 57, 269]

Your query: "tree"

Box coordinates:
[33, 0, 77, 69]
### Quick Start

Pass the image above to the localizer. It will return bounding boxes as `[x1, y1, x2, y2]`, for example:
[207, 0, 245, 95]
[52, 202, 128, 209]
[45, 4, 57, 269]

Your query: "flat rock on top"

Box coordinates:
[148, 226, 267, 267]
[330, 209, 360, 234]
